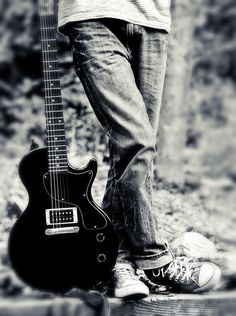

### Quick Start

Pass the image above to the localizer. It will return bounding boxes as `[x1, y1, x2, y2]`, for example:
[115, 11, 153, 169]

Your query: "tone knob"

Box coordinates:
[96, 233, 105, 242]
[97, 253, 106, 263]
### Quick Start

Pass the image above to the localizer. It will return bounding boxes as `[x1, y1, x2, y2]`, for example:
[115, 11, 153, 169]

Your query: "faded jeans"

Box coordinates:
[65, 19, 173, 270]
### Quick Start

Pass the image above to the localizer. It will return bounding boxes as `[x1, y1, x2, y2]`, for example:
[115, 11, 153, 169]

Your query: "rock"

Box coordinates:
[171, 232, 218, 259]
[6, 201, 22, 218]
[220, 251, 236, 290]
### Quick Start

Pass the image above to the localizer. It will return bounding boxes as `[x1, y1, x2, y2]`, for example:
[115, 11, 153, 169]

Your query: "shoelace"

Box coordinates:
[153, 257, 198, 283]
[114, 265, 138, 282]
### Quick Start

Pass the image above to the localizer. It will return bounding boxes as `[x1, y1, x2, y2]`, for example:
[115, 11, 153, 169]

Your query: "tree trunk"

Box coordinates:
[155, 0, 196, 190]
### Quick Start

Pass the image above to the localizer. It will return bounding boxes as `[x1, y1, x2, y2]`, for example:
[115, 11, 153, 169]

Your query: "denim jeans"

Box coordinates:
[66, 19, 173, 270]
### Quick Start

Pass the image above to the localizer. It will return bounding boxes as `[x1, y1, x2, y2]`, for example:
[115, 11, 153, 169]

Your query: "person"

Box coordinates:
[58, 1, 221, 299]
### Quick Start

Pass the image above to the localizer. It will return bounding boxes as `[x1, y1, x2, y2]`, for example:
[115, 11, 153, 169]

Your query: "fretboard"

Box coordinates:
[39, 8, 68, 173]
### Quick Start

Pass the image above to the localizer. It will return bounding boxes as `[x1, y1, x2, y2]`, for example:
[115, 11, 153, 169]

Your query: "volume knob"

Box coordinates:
[96, 233, 105, 242]
[97, 253, 106, 263]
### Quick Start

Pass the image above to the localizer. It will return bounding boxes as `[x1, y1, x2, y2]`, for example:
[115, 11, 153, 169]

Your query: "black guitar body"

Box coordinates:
[8, 147, 118, 293]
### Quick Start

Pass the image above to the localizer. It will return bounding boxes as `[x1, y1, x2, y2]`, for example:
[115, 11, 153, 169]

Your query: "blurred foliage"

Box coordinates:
[0, 0, 106, 160]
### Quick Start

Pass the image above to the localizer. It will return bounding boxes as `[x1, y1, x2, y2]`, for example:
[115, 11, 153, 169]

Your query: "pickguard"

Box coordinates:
[43, 170, 107, 230]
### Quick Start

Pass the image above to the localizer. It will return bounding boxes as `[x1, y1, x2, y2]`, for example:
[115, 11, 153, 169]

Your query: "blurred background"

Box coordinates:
[0, 0, 236, 300]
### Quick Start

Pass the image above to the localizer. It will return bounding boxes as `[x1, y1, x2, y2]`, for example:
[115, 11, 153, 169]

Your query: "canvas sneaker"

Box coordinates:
[145, 257, 221, 293]
[112, 260, 149, 299]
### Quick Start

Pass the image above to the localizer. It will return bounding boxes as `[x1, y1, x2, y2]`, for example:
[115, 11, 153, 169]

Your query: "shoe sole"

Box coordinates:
[115, 284, 149, 299]
[193, 265, 221, 293]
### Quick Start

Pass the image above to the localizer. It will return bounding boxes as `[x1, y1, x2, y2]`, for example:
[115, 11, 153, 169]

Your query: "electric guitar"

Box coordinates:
[8, 0, 118, 293]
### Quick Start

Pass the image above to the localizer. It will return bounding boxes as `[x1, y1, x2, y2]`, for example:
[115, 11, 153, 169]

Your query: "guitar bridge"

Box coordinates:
[45, 226, 79, 235]
[45, 207, 78, 225]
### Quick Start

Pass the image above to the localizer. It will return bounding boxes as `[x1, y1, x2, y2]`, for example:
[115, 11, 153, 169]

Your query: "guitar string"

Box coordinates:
[40, 6, 55, 229]
[48, 10, 71, 225]
[46, 13, 61, 227]
[41, 3, 71, 231]
[48, 11, 68, 227]
[41, 8, 59, 228]
[42, 11, 58, 215]
[47, 9, 70, 229]
[48, 11, 62, 229]
[43, 9, 59, 230]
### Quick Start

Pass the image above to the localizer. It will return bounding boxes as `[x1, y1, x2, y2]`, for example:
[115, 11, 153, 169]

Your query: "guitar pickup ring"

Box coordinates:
[45, 207, 78, 225]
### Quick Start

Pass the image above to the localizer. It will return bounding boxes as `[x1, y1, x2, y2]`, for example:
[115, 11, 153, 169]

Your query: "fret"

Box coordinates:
[48, 158, 68, 161]
[41, 42, 57, 50]
[47, 137, 66, 141]
[45, 109, 63, 113]
[45, 101, 62, 105]
[42, 70, 59, 75]
[47, 129, 65, 132]
[47, 133, 65, 136]
[45, 103, 63, 107]
[42, 61, 59, 65]
[44, 83, 61, 90]
[47, 135, 66, 138]
[49, 161, 68, 165]
[49, 162, 68, 164]
[47, 123, 64, 127]
[49, 161, 68, 164]
[45, 98, 62, 102]
[41, 27, 55, 30]
[48, 151, 67, 155]
[43, 66, 59, 72]
[43, 70, 59, 73]
[43, 62, 58, 66]
[48, 152, 67, 156]
[42, 63, 59, 67]
[44, 87, 60, 90]
[47, 132, 65, 140]
[47, 116, 64, 122]
[42, 49, 57, 52]
[49, 164, 68, 171]
[49, 165, 68, 168]
[45, 95, 61, 99]
[47, 140, 66, 143]
[46, 117, 64, 120]
[44, 79, 60, 82]
[47, 138, 66, 141]
[48, 154, 67, 157]
[44, 94, 62, 98]
[49, 164, 68, 167]
[41, 39, 56, 42]
[48, 145, 67, 148]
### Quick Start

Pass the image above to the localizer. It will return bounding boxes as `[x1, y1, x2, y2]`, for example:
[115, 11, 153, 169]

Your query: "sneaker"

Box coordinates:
[112, 260, 149, 299]
[144, 257, 221, 293]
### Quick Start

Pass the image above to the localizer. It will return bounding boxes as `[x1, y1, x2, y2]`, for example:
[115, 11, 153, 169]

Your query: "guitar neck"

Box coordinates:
[39, 0, 68, 173]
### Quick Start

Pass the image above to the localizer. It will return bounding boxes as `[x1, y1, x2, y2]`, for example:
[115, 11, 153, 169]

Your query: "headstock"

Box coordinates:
[39, 0, 54, 16]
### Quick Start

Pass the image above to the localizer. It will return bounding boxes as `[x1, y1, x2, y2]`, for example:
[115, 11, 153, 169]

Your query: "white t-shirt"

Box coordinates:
[58, 0, 171, 33]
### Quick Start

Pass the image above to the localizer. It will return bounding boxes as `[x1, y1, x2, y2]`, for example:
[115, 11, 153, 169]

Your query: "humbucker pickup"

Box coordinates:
[45, 207, 78, 225]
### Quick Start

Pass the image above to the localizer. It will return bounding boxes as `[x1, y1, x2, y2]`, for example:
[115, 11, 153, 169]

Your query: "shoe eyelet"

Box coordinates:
[152, 270, 160, 278]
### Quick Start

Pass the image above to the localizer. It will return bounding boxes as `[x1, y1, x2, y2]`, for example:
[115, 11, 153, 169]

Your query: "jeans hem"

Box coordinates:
[134, 251, 173, 270]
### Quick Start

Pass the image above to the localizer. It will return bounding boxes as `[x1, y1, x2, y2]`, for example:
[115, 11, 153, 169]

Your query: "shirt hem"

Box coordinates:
[58, 13, 171, 35]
